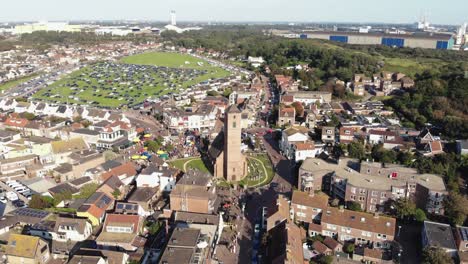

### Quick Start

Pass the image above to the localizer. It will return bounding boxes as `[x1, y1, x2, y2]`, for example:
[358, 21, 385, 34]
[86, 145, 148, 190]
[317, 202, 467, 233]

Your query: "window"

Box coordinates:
[232, 122, 236, 128]
[372, 191, 378, 197]
[351, 187, 356, 194]
[296, 212, 306, 217]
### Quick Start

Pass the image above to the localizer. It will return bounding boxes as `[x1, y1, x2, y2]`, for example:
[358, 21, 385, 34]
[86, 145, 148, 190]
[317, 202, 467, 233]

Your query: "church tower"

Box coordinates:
[223, 104, 247, 181]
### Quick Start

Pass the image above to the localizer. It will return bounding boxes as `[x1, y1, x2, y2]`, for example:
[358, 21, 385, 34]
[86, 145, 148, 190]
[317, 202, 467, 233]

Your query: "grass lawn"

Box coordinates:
[382, 57, 447, 77]
[169, 157, 210, 174]
[0, 74, 38, 92]
[33, 52, 230, 108]
[239, 154, 274, 187]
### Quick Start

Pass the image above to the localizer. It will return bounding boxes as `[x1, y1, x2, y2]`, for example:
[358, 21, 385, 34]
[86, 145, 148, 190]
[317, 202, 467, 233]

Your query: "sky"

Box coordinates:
[1, 0, 467, 25]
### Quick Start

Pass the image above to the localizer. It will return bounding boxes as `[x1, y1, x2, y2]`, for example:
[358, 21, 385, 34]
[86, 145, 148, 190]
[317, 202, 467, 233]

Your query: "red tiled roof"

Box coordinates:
[87, 204, 105, 219]
[101, 162, 137, 181]
[313, 241, 331, 254]
[368, 129, 395, 136]
[4, 117, 29, 128]
[279, 107, 295, 117]
[104, 213, 140, 233]
[294, 142, 315, 151]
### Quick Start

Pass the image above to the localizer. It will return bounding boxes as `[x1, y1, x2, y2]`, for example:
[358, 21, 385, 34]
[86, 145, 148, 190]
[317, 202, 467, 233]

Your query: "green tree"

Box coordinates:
[311, 255, 333, 264]
[223, 88, 232, 97]
[414, 209, 427, 222]
[23, 112, 36, 121]
[346, 201, 362, 212]
[53, 191, 73, 206]
[347, 141, 366, 160]
[343, 243, 355, 254]
[29, 195, 54, 209]
[421, 247, 453, 264]
[79, 183, 99, 199]
[444, 192, 468, 225]
[112, 189, 121, 199]
[146, 140, 161, 153]
[393, 198, 416, 220]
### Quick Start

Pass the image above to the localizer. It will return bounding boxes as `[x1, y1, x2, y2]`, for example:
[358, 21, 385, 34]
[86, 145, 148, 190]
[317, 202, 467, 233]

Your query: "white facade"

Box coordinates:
[136, 171, 176, 192]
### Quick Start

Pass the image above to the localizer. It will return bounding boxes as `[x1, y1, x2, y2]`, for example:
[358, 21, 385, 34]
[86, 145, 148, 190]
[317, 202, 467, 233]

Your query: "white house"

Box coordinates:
[280, 126, 310, 160]
[293, 142, 321, 162]
[29, 216, 92, 242]
[136, 163, 177, 192]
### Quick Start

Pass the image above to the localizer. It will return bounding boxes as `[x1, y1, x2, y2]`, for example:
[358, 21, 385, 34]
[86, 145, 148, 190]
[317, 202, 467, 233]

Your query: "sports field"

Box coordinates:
[33, 52, 230, 108]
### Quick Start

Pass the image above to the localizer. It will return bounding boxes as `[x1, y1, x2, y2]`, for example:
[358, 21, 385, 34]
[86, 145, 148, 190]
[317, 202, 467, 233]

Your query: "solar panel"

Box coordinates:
[117, 204, 124, 209]
[101, 196, 111, 204]
[13, 208, 48, 218]
[125, 204, 133, 210]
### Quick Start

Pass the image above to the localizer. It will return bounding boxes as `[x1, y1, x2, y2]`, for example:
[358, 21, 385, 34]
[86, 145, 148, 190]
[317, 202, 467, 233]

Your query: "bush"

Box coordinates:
[346, 201, 362, 211]
[29, 195, 54, 209]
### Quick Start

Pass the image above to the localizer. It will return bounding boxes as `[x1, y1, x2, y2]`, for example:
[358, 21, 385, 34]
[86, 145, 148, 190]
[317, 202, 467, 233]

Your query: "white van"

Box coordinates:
[6, 191, 18, 201]
[14, 187, 28, 193]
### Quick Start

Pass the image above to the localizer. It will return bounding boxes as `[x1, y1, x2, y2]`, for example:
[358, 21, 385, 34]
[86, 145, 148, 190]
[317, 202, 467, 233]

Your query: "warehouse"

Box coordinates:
[298, 31, 454, 49]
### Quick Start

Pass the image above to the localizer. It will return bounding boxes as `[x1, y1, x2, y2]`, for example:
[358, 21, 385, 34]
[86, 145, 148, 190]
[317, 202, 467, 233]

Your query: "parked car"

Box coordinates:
[6, 192, 18, 201]
[0, 197, 6, 204]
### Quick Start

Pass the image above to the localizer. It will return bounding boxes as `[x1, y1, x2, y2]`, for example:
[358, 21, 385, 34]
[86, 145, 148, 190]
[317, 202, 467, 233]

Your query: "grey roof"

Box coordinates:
[69, 176, 92, 186]
[423, 221, 457, 250]
[72, 128, 100, 136]
[225, 104, 241, 114]
[174, 211, 219, 226]
[100, 160, 122, 171]
[0, 130, 19, 139]
[48, 183, 79, 195]
[168, 227, 201, 247]
[54, 163, 73, 174]
[128, 187, 157, 202]
[208, 131, 224, 160]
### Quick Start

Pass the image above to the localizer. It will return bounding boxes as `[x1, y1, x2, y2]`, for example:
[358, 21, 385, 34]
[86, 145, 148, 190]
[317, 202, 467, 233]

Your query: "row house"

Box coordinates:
[339, 127, 355, 144]
[321, 207, 396, 249]
[275, 74, 299, 93]
[284, 91, 332, 105]
[321, 126, 336, 143]
[277, 106, 296, 127]
[163, 104, 218, 132]
[367, 129, 404, 149]
[266, 220, 305, 264]
[96, 213, 144, 252]
[159, 227, 213, 264]
[170, 170, 217, 214]
[291, 190, 329, 223]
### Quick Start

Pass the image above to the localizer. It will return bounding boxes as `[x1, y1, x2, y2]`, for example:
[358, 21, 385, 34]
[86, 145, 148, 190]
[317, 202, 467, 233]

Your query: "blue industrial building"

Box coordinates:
[296, 31, 454, 50]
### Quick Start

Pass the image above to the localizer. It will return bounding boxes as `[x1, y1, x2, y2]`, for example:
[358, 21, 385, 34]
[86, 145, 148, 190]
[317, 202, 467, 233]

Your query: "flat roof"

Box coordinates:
[300, 158, 446, 192]
[300, 30, 453, 40]
[424, 221, 457, 250]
